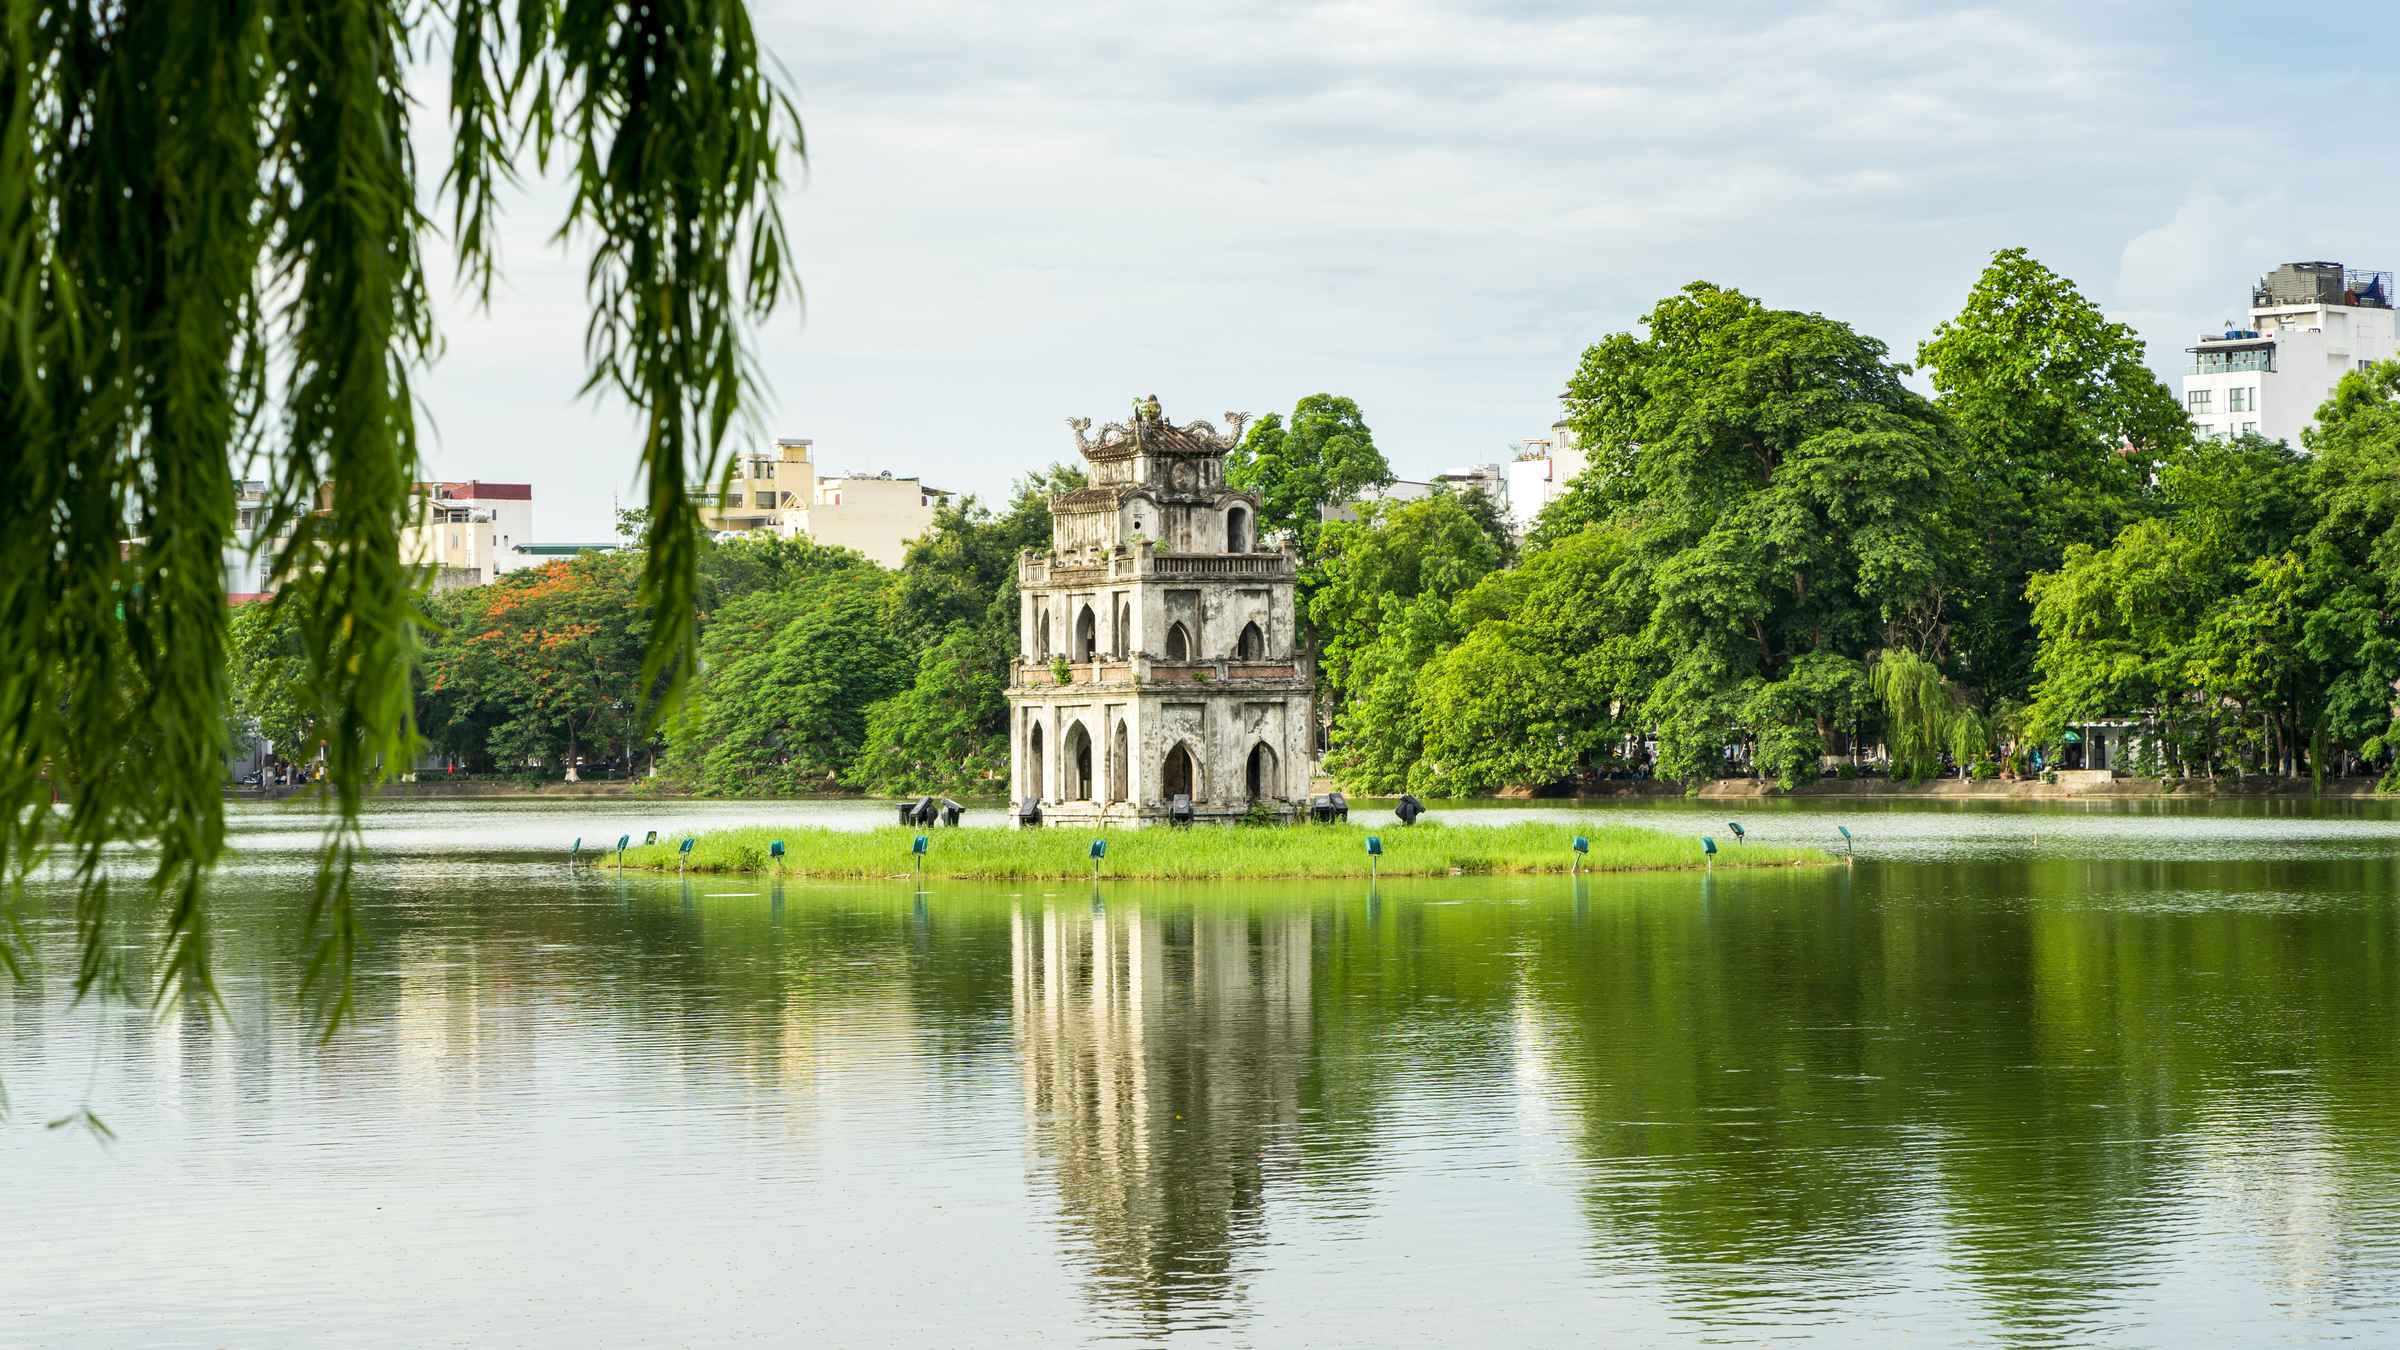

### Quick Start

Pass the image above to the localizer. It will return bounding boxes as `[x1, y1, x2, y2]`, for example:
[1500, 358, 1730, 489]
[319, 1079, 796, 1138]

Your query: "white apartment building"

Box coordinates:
[698, 437, 951, 567]
[2183, 261, 2398, 446]
[1506, 415, 1588, 537]
[224, 479, 280, 600]
[400, 481, 537, 588]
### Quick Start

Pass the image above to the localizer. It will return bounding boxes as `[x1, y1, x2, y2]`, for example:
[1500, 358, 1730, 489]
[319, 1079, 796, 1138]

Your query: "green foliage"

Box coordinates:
[1227, 394, 1394, 560]
[847, 624, 1012, 796]
[1408, 525, 1642, 794]
[664, 567, 910, 796]
[846, 467, 1078, 797]
[0, 0, 801, 1027]
[226, 596, 317, 763]
[1556, 282, 1956, 785]
[2025, 430, 2330, 779]
[419, 552, 657, 775]
[1917, 247, 2188, 699]
[1870, 648, 1963, 782]
[1308, 494, 1505, 791]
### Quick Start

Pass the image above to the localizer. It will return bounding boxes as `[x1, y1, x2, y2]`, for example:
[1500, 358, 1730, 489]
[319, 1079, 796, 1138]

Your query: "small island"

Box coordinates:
[613, 821, 1830, 881]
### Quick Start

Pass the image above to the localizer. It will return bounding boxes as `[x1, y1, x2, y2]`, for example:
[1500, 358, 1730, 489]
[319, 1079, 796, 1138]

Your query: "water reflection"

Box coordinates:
[11, 820, 2400, 1344]
[1012, 900, 1312, 1331]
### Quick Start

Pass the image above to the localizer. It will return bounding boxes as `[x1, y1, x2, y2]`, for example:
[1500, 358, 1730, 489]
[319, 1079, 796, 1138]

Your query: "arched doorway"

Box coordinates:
[1114, 601, 1130, 658]
[1063, 721, 1093, 800]
[1227, 505, 1249, 554]
[1165, 621, 1191, 662]
[1027, 722, 1045, 801]
[1109, 720, 1129, 803]
[1162, 742, 1196, 801]
[1246, 742, 1277, 801]
[1235, 621, 1264, 661]
[1036, 611, 1051, 660]
[1075, 605, 1097, 660]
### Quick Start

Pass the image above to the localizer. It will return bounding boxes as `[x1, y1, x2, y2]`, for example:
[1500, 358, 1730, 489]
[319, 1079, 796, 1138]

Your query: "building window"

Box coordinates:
[2242, 421, 2258, 436]
[2363, 360, 2377, 371]
[2227, 387, 2251, 412]
[2186, 389, 2213, 411]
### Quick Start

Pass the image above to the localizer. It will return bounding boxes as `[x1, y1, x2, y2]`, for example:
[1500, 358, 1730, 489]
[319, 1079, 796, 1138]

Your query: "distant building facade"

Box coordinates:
[401, 481, 536, 588]
[697, 437, 951, 567]
[2184, 261, 2399, 446]
[1008, 397, 1316, 826]
[1506, 408, 1587, 536]
[1317, 462, 1507, 527]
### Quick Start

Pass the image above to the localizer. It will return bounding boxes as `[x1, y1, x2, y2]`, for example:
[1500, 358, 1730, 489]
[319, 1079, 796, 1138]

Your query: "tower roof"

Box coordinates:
[1066, 396, 1250, 462]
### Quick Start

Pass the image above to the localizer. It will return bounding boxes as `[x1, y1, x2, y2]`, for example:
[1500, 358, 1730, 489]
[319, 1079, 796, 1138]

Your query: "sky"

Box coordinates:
[413, 0, 2400, 541]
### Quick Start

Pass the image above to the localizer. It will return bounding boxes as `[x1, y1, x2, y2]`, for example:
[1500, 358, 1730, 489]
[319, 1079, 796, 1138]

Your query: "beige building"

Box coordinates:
[697, 437, 950, 567]
[400, 481, 536, 589]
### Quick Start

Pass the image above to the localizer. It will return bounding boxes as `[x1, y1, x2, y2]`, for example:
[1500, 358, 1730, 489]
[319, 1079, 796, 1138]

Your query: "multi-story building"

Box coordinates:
[400, 481, 536, 588]
[698, 438, 812, 534]
[2183, 261, 2399, 446]
[1317, 463, 1508, 527]
[1008, 397, 1316, 826]
[1506, 408, 1587, 536]
[695, 437, 951, 567]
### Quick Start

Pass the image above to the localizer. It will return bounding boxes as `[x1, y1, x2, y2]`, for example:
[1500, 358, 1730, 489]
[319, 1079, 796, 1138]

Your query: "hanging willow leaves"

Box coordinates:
[0, 0, 800, 1032]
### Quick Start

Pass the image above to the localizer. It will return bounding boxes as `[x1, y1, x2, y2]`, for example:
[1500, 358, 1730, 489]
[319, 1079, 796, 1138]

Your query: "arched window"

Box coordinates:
[1246, 742, 1278, 801]
[1064, 721, 1094, 800]
[1036, 611, 1051, 660]
[1165, 621, 1191, 662]
[1075, 605, 1097, 661]
[1162, 742, 1196, 802]
[1114, 601, 1130, 659]
[1227, 505, 1249, 554]
[1235, 621, 1265, 661]
[1109, 721, 1129, 803]
[1027, 722, 1046, 802]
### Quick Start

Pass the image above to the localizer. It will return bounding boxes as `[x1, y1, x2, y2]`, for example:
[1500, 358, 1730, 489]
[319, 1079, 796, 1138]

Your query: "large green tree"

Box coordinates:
[2025, 435, 2323, 779]
[668, 566, 912, 796]
[1551, 282, 1959, 786]
[419, 552, 658, 776]
[847, 469, 1077, 796]
[1308, 492, 1504, 791]
[1226, 394, 1394, 561]
[1917, 248, 2189, 699]
[1407, 524, 1645, 794]
[1, 0, 800, 1022]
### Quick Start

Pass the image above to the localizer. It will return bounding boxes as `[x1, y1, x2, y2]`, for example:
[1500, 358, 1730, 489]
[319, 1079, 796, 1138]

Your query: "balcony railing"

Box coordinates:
[1142, 552, 1292, 580]
[2190, 349, 2274, 375]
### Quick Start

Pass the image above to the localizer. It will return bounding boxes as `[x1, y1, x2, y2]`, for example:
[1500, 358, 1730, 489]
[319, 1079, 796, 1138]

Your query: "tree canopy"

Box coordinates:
[1227, 394, 1394, 560]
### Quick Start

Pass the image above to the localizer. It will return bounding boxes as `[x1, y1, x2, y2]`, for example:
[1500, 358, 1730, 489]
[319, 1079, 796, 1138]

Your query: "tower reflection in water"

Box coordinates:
[1010, 898, 1312, 1331]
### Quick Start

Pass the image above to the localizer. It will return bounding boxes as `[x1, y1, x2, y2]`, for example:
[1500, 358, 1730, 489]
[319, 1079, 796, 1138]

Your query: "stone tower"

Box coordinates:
[1008, 397, 1316, 826]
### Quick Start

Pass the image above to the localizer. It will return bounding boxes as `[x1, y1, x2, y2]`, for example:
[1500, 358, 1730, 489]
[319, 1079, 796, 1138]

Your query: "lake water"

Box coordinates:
[9, 798, 2400, 1345]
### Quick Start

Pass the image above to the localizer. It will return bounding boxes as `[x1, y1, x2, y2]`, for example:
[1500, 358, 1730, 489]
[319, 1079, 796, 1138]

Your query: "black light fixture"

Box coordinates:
[1395, 793, 1425, 826]
[940, 798, 965, 827]
[1017, 796, 1044, 827]
[1168, 793, 1194, 826]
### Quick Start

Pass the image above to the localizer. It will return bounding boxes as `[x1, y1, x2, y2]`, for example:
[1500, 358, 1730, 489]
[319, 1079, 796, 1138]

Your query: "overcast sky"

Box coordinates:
[412, 0, 2400, 540]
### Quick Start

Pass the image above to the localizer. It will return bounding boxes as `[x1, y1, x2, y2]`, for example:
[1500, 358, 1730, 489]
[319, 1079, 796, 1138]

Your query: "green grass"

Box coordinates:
[609, 821, 1828, 880]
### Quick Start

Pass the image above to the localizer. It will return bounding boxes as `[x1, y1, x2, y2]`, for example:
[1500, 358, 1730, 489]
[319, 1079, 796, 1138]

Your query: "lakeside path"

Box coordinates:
[611, 821, 1831, 880]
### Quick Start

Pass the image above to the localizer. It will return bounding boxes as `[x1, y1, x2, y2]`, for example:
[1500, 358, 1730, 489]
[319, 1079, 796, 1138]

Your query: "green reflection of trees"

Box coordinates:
[1512, 859, 2400, 1340]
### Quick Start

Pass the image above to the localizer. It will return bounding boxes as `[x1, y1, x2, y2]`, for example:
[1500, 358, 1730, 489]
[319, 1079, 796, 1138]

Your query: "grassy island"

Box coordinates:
[611, 821, 1828, 880]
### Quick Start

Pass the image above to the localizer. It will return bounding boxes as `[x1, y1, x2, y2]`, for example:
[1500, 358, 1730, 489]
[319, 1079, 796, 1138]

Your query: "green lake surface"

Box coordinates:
[8, 797, 2400, 1345]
